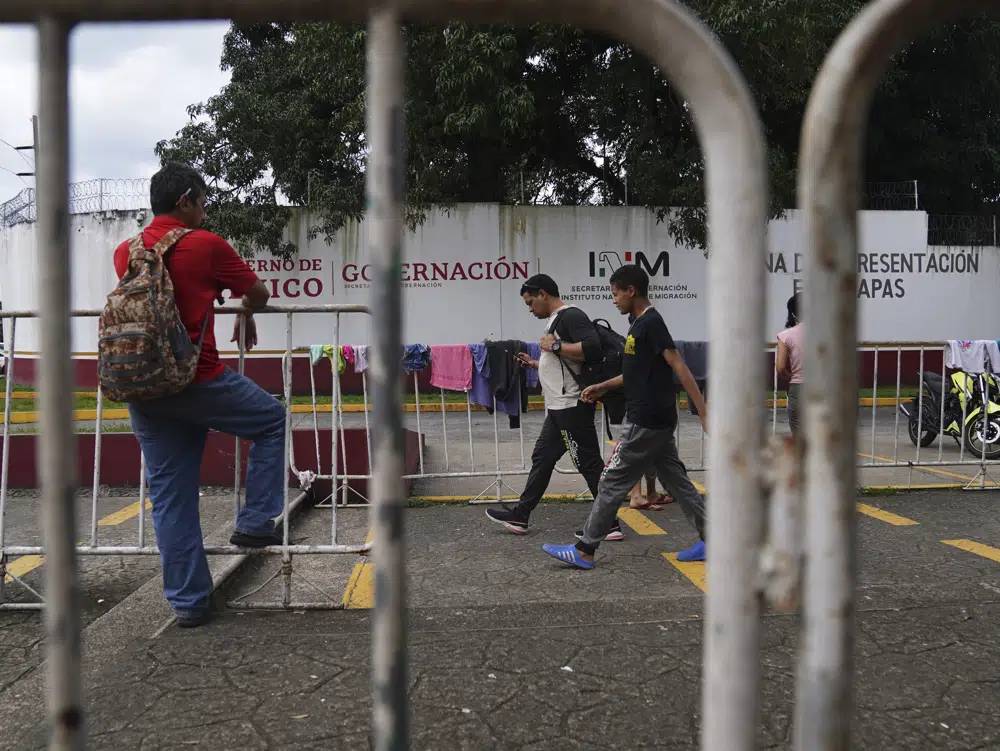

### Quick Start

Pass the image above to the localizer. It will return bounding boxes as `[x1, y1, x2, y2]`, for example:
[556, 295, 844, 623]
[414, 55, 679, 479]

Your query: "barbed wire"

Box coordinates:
[861, 180, 919, 211]
[927, 214, 997, 247]
[0, 188, 35, 227]
[2, 178, 997, 248]
[1, 178, 151, 228]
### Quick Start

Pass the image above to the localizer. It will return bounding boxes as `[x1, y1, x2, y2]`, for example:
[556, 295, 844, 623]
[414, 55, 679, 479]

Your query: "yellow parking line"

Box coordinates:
[98, 499, 152, 526]
[616, 508, 665, 535]
[343, 527, 375, 609]
[856, 503, 919, 527]
[4, 498, 153, 583]
[3, 555, 45, 584]
[662, 552, 706, 592]
[942, 539, 1000, 564]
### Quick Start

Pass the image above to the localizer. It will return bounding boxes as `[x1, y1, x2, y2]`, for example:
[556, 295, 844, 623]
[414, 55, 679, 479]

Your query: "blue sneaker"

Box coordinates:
[676, 540, 706, 562]
[542, 543, 595, 570]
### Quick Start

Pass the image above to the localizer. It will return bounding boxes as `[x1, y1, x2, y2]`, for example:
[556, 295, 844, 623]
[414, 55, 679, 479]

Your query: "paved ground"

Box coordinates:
[1, 488, 999, 749]
[0, 488, 235, 696]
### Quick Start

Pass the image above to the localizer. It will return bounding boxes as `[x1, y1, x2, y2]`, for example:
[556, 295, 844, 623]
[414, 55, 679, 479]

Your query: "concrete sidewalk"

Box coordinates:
[2, 490, 999, 749]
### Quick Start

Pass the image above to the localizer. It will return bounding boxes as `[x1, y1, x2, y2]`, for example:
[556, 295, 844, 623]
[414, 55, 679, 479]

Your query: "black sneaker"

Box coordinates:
[485, 507, 529, 535]
[176, 610, 212, 629]
[574, 523, 625, 542]
[230, 528, 283, 548]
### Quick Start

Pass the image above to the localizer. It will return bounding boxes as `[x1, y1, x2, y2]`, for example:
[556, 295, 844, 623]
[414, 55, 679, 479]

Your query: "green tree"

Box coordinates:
[157, 6, 1000, 258]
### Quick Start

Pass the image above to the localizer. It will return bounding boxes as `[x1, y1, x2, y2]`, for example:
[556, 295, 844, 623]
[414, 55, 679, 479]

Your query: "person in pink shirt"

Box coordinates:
[776, 293, 803, 435]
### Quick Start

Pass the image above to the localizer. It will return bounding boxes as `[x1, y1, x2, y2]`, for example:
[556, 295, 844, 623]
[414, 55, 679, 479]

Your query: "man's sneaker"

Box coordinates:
[676, 540, 706, 562]
[574, 522, 625, 542]
[542, 543, 594, 570]
[175, 609, 212, 629]
[230, 528, 283, 548]
[485, 507, 529, 535]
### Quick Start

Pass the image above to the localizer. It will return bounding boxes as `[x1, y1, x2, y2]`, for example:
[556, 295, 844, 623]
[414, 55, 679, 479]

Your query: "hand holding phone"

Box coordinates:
[513, 352, 538, 370]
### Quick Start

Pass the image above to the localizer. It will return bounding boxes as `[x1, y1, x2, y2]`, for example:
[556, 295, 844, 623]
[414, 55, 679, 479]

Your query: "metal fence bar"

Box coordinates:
[439, 388, 450, 472]
[309, 354, 323, 494]
[4, 543, 370, 556]
[960, 363, 969, 463]
[794, 1, 1000, 747]
[937, 345, 947, 464]
[281, 313, 294, 607]
[870, 345, 879, 461]
[331, 316, 341, 529]
[466, 392, 476, 472]
[35, 15, 84, 750]
[234, 316, 247, 521]
[362, 372, 373, 473]
[915, 348, 925, 467]
[979, 364, 990, 488]
[90, 386, 103, 546]
[491, 396, 501, 502]
[1, 320, 17, 582]
[138, 454, 147, 549]
[366, 9, 408, 749]
[892, 346, 902, 463]
[771, 367, 779, 436]
[413, 372, 425, 476]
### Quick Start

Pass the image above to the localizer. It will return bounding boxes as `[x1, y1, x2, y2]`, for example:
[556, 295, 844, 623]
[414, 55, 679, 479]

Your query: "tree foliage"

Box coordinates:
[156, 4, 1000, 258]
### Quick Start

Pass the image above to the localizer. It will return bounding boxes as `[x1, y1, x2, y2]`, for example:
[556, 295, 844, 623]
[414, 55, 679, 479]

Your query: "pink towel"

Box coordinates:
[342, 345, 356, 371]
[430, 344, 473, 392]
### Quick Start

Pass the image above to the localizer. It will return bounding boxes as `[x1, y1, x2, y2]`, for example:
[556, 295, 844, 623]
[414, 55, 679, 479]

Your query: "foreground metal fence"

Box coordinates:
[2, 0, 996, 750]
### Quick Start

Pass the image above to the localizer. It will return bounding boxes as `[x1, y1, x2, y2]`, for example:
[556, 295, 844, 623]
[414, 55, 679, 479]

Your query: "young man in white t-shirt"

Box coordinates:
[485, 274, 625, 541]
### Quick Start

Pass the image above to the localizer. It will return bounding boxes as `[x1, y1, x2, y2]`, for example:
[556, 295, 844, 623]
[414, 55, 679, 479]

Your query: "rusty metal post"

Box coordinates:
[367, 7, 408, 749]
[796, 1, 998, 748]
[36, 15, 85, 751]
[2, 3, 771, 749]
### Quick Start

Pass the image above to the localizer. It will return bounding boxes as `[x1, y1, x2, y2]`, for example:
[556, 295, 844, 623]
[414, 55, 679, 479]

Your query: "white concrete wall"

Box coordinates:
[0, 205, 996, 356]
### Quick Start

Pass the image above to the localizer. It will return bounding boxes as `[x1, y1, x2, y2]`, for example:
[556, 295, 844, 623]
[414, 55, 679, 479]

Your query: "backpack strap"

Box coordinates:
[129, 227, 211, 350]
[150, 227, 194, 257]
[125, 227, 194, 270]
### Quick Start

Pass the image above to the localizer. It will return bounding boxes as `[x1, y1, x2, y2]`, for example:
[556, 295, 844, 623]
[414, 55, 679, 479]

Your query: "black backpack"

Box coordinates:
[553, 311, 627, 427]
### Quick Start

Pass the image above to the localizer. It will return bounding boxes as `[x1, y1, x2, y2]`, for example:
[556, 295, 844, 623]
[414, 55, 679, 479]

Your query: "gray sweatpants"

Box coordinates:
[577, 420, 707, 554]
[786, 383, 801, 435]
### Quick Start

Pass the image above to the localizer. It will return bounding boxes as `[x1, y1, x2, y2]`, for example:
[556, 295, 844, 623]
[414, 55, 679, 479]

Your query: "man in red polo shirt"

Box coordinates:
[113, 163, 281, 628]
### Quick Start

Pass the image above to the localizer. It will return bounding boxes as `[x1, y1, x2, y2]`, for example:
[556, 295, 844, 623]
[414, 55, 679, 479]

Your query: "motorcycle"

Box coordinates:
[899, 370, 1000, 460]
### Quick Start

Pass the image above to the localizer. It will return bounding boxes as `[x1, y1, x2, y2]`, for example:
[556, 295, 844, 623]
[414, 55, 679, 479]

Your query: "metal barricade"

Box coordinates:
[3, 2, 770, 750]
[797, 1, 1000, 748]
[0, 305, 373, 613]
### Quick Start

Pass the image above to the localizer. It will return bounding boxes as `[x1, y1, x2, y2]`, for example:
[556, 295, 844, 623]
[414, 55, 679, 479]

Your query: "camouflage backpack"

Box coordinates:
[97, 227, 209, 403]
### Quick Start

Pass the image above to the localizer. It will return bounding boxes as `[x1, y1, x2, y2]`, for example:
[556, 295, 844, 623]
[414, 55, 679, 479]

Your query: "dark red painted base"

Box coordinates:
[11, 349, 943, 395]
[10, 349, 944, 394]
[0, 428, 422, 501]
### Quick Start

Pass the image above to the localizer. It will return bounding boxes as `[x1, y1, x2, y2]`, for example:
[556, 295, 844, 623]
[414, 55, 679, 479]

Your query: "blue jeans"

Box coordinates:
[128, 368, 286, 615]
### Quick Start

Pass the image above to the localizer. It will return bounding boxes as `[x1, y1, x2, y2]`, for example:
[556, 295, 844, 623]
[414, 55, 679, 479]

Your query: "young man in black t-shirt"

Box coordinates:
[486, 274, 625, 540]
[542, 264, 708, 569]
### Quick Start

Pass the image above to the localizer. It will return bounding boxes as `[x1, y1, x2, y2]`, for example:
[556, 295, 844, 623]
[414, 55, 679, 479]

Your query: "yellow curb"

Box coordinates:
[0, 397, 908, 425]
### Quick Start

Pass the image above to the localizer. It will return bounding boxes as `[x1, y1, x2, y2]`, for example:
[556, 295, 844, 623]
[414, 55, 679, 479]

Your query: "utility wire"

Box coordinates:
[0, 137, 34, 167]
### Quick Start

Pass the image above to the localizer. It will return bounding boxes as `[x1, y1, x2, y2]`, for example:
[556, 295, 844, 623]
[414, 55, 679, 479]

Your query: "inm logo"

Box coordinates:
[588, 251, 670, 278]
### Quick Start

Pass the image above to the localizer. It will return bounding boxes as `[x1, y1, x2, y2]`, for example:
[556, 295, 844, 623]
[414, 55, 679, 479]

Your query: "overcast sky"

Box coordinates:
[0, 21, 231, 207]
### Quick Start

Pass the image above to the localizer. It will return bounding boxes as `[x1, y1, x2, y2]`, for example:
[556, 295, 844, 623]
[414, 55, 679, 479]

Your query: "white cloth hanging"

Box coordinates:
[353, 345, 370, 374]
[946, 340, 1000, 373]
